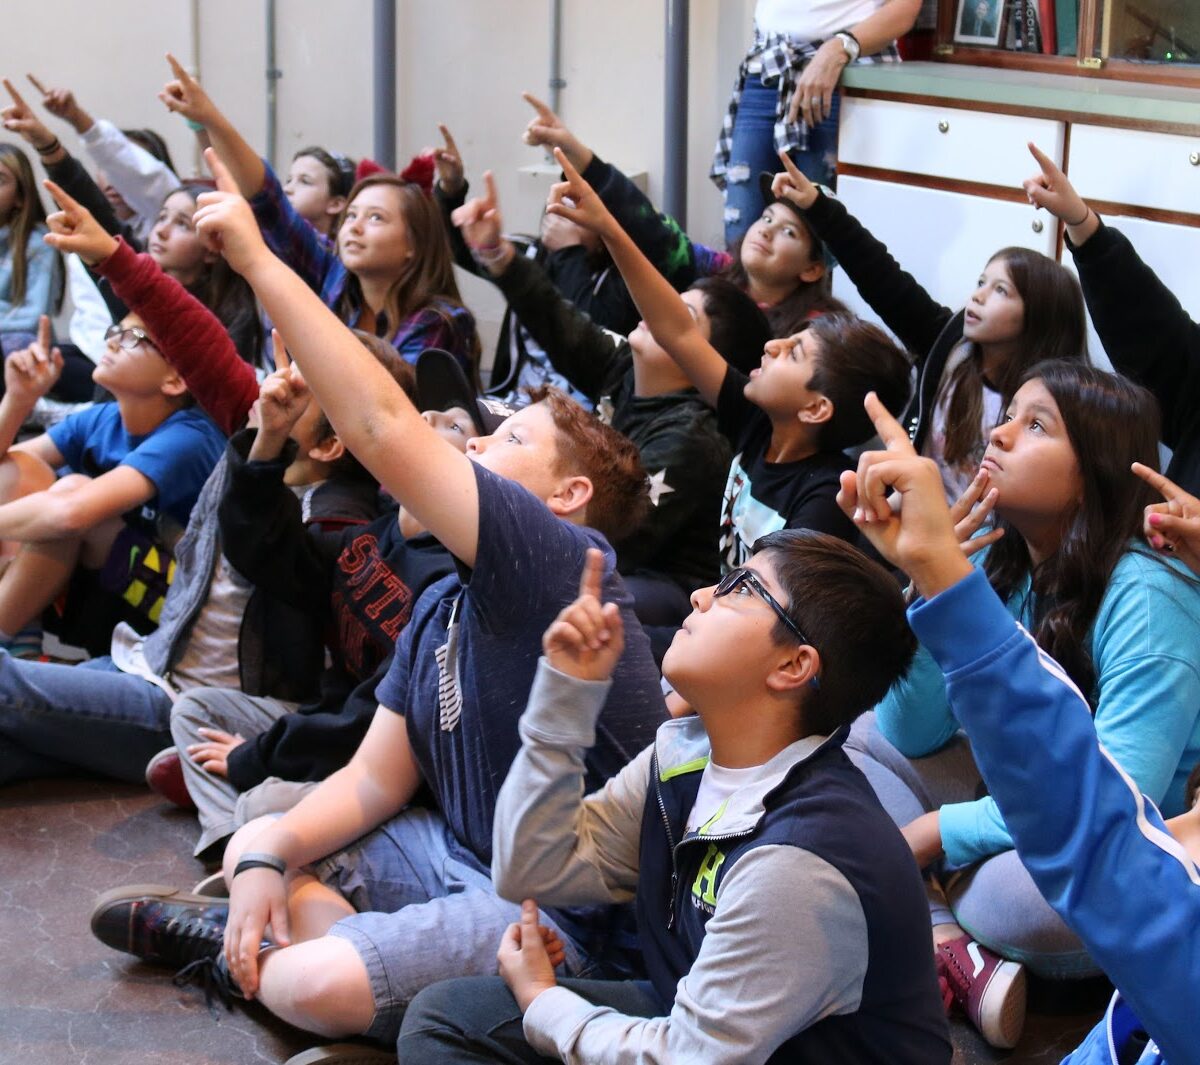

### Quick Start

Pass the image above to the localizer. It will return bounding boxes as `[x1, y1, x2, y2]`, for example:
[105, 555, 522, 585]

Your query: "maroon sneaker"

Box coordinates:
[145, 747, 196, 810]
[936, 933, 1026, 1048]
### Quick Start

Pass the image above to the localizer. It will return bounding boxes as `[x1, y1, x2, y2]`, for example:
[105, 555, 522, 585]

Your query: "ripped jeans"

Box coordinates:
[723, 74, 840, 245]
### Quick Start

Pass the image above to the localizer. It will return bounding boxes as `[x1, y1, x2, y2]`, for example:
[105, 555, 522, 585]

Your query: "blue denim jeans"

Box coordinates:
[723, 74, 841, 245]
[0, 651, 173, 784]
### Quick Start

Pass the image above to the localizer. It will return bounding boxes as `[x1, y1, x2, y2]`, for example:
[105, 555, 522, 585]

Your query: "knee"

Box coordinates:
[267, 938, 375, 1037]
[169, 691, 209, 743]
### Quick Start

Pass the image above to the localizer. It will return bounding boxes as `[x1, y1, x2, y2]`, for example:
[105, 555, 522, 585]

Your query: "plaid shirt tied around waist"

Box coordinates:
[709, 29, 900, 191]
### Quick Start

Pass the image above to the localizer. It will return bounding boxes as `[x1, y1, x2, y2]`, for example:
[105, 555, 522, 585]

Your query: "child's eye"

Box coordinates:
[1029, 419, 1044, 433]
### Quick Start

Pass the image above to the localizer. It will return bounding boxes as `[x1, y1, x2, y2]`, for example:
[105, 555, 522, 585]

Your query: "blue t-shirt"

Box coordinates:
[376, 461, 665, 865]
[47, 403, 226, 530]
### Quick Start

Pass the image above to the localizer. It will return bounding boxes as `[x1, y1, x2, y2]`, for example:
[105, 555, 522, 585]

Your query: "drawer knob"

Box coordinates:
[1191, 151, 1200, 166]
[1031, 219, 1044, 234]
[938, 120, 950, 134]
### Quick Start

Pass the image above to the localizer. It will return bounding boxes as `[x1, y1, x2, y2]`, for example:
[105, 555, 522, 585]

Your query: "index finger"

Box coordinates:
[1027, 142, 1061, 180]
[483, 169, 498, 208]
[864, 392, 917, 454]
[552, 146, 584, 186]
[26, 73, 48, 97]
[165, 52, 194, 84]
[2, 77, 29, 110]
[42, 178, 82, 215]
[578, 547, 605, 601]
[777, 149, 806, 184]
[1132, 461, 1185, 502]
[438, 123, 459, 153]
[271, 328, 290, 372]
[521, 91, 555, 121]
[204, 146, 238, 194]
[36, 314, 51, 353]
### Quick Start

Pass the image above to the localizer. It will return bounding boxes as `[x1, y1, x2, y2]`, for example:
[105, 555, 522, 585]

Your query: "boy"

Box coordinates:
[543, 149, 912, 570]
[398, 533, 951, 1063]
[91, 151, 664, 1050]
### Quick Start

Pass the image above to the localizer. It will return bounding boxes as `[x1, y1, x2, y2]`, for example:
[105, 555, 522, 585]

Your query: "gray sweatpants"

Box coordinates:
[845, 711, 1099, 979]
[170, 687, 300, 855]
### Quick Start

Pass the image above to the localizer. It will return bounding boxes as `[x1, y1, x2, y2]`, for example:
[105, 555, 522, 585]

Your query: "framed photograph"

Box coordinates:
[955, 0, 1005, 45]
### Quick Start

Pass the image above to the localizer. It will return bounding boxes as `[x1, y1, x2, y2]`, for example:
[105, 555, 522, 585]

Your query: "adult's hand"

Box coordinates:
[787, 40, 849, 128]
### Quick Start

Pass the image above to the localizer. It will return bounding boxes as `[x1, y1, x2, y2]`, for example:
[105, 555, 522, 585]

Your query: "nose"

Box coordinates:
[689, 583, 716, 613]
[465, 434, 487, 455]
[989, 419, 1013, 449]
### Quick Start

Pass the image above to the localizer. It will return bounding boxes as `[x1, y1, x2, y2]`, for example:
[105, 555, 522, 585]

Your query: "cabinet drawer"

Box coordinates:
[1068, 125, 1200, 215]
[838, 97, 1064, 187]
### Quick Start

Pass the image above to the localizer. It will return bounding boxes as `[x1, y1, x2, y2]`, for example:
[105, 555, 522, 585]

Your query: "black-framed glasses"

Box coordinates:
[104, 324, 156, 351]
[713, 567, 813, 648]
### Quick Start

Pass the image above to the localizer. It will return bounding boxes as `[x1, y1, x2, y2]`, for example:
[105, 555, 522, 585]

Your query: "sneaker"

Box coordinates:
[145, 747, 196, 810]
[90, 884, 228, 969]
[285, 1046, 397, 1064]
[192, 871, 230, 898]
[936, 933, 1026, 1049]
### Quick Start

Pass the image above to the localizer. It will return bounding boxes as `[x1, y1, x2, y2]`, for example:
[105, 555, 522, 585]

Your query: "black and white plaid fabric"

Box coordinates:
[709, 29, 901, 191]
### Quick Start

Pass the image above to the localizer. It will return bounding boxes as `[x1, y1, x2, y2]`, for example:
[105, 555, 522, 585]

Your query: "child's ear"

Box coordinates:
[798, 259, 826, 285]
[308, 433, 346, 465]
[325, 195, 348, 218]
[546, 475, 593, 522]
[766, 645, 820, 695]
[796, 393, 834, 428]
[160, 370, 189, 400]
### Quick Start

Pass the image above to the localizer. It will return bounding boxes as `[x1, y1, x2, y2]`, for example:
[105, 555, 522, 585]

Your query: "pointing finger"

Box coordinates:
[26, 73, 48, 97]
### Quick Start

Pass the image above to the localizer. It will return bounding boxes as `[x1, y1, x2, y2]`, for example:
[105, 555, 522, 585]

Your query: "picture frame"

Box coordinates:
[954, 0, 1005, 45]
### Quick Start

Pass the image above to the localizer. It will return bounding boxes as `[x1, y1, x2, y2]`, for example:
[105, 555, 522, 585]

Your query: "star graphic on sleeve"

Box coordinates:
[647, 468, 675, 507]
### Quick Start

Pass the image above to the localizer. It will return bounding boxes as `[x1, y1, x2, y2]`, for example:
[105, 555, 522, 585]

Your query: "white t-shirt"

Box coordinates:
[755, 0, 889, 43]
[686, 758, 777, 834]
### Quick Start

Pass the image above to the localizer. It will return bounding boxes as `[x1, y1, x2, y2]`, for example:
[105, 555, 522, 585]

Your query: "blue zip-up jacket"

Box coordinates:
[910, 567, 1200, 1065]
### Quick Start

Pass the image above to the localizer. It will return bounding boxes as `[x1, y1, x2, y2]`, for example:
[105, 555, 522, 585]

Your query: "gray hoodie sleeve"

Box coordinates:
[492, 658, 652, 906]
[523, 844, 869, 1065]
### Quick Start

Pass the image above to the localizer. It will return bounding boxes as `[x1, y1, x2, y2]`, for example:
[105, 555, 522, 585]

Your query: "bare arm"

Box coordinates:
[0, 465, 155, 541]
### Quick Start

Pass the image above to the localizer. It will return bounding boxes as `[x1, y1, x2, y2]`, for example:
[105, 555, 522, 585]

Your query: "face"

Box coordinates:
[465, 402, 570, 503]
[982, 378, 1083, 526]
[421, 405, 476, 452]
[284, 155, 338, 224]
[92, 314, 177, 397]
[743, 328, 823, 417]
[739, 203, 820, 288]
[95, 167, 134, 221]
[963, 258, 1025, 347]
[0, 162, 19, 224]
[628, 288, 711, 372]
[976, 1, 990, 17]
[663, 552, 798, 706]
[338, 185, 413, 277]
[150, 191, 211, 284]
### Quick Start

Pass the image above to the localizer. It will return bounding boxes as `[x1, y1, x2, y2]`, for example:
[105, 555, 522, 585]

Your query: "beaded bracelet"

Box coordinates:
[232, 851, 287, 878]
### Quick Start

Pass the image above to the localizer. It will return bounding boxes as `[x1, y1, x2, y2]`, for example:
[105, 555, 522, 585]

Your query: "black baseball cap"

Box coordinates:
[416, 348, 516, 437]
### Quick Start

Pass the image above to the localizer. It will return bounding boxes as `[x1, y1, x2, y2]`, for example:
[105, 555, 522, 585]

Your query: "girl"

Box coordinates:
[521, 93, 843, 338]
[0, 143, 62, 358]
[772, 155, 1088, 500]
[283, 146, 355, 241]
[159, 55, 480, 378]
[846, 360, 1200, 1048]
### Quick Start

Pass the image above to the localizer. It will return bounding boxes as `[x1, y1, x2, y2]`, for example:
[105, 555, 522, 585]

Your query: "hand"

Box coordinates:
[1133, 462, 1200, 576]
[835, 393, 972, 599]
[1, 77, 56, 151]
[542, 547, 625, 682]
[948, 468, 1004, 558]
[433, 124, 466, 196]
[520, 92, 593, 172]
[497, 900, 565, 1014]
[159, 52, 218, 127]
[787, 39, 849, 127]
[192, 148, 272, 276]
[3, 316, 63, 407]
[225, 862, 291, 999]
[544, 148, 616, 240]
[901, 811, 944, 870]
[1023, 143, 1098, 242]
[770, 150, 821, 212]
[43, 179, 119, 265]
[27, 74, 92, 134]
[539, 209, 587, 253]
[450, 170, 504, 252]
[253, 336, 311, 441]
[186, 728, 246, 778]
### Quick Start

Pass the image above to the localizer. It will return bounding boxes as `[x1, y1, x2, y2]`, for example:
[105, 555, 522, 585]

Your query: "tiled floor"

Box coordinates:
[0, 777, 1105, 1065]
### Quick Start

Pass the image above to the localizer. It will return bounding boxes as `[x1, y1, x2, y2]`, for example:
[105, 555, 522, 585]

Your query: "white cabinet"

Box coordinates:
[1069, 125, 1200, 216]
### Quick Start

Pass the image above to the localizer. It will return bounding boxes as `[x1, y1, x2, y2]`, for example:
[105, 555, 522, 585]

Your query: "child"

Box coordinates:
[1025, 142, 1200, 496]
[0, 142, 62, 357]
[846, 362, 1200, 1047]
[772, 152, 1089, 500]
[90, 151, 663, 1051]
[522, 94, 843, 338]
[398, 535, 951, 1063]
[452, 170, 770, 627]
[283, 146, 355, 241]
[839, 397, 1200, 1065]
[434, 123, 638, 405]
[544, 148, 911, 570]
[158, 54, 479, 375]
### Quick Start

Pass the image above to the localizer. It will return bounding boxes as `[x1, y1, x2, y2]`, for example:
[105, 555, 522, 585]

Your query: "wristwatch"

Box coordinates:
[834, 31, 862, 63]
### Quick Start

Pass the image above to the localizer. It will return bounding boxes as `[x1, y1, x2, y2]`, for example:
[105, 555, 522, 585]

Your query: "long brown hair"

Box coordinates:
[984, 360, 1168, 699]
[1, 143, 58, 306]
[941, 246, 1087, 470]
[335, 175, 480, 380]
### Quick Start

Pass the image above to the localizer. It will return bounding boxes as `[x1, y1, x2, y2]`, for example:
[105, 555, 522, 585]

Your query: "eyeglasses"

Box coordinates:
[713, 567, 813, 647]
[104, 324, 156, 351]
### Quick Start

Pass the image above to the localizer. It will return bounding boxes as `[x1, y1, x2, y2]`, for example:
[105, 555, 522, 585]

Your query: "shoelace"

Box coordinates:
[174, 955, 240, 1016]
[146, 909, 226, 965]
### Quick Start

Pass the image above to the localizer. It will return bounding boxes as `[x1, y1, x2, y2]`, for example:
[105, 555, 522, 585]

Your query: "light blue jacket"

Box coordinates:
[1, 222, 61, 343]
[878, 548, 1200, 866]
[912, 568, 1200, 1065]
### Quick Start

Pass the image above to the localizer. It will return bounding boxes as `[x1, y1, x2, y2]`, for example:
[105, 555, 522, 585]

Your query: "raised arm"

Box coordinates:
[193, 150, 484, 567]
[545, 149, 729, 407]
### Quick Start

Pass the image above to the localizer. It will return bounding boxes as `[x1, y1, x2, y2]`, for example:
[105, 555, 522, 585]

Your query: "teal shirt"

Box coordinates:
[876, 547, 1200, 867]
